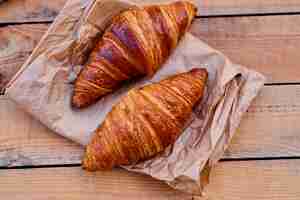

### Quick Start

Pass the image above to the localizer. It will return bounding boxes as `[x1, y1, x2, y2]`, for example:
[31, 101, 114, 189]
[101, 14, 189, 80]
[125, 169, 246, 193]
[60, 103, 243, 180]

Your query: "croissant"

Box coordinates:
[82, 68, 208, 171]
[72, 1, 197, 108]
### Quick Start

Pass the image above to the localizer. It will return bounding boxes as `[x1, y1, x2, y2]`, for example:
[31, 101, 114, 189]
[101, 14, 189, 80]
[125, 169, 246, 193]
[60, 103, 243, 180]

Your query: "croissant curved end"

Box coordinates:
[72, 92, 93, 109]
[82, 146, 98, 171]
[183, 1, 198, 15]
[189, 68, 208, 79]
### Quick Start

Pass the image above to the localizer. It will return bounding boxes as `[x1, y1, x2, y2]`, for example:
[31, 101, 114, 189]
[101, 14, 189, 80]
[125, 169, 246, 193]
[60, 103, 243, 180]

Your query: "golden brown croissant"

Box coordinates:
[72, 1, 197, 108]
[82, 68, 208, 171]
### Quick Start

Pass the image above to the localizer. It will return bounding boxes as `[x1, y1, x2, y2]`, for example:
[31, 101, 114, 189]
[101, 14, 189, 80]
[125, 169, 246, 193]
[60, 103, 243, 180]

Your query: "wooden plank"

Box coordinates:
[198, 0, 300, 16]
[0, 166, 192, 200]
[0, 96, 83, 167]
[1, 85, 300, 167]
[190, 15, 300, 83]
[223, 85, 300, 159]
[0, 0, 66, 23]
[1, 0, 300, 23]
[140, 0, 300, 16]
[1, 15, 300, 90]
[1, 159, 299, 199]
[204, 160, 300, 200]
[0, 24, 48, 90]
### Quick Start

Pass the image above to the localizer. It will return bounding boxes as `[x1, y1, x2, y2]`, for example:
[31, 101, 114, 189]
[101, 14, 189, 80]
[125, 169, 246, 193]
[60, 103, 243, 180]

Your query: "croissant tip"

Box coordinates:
[82, 148, 96, 171]
[189, 68, 208, 77]
[82, 157, 91, 171]
[81, 159, 88, 169]
[182, 0, 198, 13]
[71, 93, 90, 109]
[71, 96, 83, 109]
[82, 148, 113, 171]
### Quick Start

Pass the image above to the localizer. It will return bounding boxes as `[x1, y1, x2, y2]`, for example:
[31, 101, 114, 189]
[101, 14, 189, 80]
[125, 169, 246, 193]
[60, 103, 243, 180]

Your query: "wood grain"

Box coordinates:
[0, 0, 66, 23]
[204, 159, 300, 200]
[138, 0, 300, 16]
[0, 24, 48, 90]
[1, 85, 300, 167]
[0, 96, 83, 167]
[1, 160, 300, 200]
[198, 0, 300, 16]
[1, 15, 300, 90]
[191, 15, 300, 83]
[1, 0, 300, 23]
[224, 85, 300, 159]
[0, 166, 191, 200]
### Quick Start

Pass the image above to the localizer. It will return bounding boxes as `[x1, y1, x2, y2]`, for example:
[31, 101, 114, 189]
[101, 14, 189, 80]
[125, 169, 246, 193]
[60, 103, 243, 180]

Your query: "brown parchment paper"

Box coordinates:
[6, 0, 265, 195]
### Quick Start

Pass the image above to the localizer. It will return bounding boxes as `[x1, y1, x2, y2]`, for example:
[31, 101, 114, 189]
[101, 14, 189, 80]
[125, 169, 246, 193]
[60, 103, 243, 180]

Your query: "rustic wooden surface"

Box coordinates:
[198, 0, 300, 16]
[2, 15, 300, 90]
[2, 85, 300, 167]
[1, 160, 300, 200]
[1, 0, 300, 199]
[0, 24, 48, 90]
[1, 0, 300, 23]
[0, 0, 66, 23]
[191, 15, 300, 83]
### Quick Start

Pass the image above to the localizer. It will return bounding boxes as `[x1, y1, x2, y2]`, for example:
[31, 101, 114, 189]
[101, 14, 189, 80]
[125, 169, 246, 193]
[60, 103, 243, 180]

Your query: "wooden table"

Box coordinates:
[1, 1, 300, 199]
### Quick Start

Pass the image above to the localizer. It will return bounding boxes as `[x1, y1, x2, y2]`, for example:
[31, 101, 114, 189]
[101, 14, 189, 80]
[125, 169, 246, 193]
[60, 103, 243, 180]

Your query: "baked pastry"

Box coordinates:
[72, 1, 197, 108]
[83, 68, 208, 171]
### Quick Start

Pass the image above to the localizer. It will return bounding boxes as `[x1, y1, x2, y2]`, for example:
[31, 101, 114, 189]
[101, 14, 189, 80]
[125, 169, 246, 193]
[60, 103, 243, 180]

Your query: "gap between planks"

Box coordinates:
[2, 0, 300, 24]
[1, 4, 300, 167]
[2, 14, 300, 91]
[1, 159, 300, 200]
[1, 84, 300, 167]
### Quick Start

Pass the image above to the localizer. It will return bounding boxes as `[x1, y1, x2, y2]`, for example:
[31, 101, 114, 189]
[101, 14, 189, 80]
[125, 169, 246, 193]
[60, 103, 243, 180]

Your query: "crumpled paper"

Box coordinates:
[5, 0, 265, 195]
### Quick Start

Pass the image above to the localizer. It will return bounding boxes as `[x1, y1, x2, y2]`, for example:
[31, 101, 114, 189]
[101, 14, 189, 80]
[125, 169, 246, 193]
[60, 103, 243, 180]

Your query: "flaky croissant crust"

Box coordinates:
[72, 1, 197, 108]
[83, 68, 208, 171]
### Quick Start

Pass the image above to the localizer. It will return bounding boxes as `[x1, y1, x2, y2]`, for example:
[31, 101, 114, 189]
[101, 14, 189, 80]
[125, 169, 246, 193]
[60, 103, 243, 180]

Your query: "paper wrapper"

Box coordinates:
[6, 0, 265, 195]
